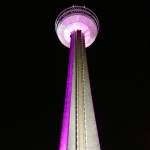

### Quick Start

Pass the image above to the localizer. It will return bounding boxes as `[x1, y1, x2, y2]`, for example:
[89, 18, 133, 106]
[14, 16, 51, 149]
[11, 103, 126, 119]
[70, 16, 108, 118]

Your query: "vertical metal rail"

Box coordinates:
[75, 31, 78, 150]
[81, 33, 87, 150]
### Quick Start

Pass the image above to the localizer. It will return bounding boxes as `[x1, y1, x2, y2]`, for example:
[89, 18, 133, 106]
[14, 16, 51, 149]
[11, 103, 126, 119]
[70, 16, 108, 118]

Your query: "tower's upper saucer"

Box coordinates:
[55, 6, 100, 48]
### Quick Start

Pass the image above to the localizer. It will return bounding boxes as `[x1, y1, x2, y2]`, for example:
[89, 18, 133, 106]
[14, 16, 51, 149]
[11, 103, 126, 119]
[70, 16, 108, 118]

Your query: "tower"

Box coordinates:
[55, 6, 101, 150]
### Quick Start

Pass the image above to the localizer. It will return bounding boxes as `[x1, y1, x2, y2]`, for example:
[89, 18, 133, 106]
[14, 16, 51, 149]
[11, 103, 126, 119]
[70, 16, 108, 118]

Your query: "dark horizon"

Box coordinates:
[1, 1, 149, 150]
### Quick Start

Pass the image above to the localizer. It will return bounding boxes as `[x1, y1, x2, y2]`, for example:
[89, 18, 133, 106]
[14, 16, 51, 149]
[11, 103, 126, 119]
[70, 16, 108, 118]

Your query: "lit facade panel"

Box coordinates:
[55, 6, 101, 150]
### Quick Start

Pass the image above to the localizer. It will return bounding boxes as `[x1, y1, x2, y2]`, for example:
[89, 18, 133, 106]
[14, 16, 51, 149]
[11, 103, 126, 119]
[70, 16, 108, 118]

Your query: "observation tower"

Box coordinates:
[55, 6, 101, 150]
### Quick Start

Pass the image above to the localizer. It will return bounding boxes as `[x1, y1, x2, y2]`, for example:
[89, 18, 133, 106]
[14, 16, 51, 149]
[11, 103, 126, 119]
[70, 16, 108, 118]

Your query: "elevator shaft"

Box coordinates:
[75, 30, 86, 150]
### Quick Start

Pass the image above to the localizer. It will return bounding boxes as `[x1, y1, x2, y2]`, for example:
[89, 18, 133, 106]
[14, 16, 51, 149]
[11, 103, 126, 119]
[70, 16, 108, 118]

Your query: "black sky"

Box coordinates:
[1, 0, 150, 150]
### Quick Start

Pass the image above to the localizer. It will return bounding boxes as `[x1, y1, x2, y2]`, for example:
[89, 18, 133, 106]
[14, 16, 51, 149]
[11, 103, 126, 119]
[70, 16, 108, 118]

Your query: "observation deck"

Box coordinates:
[55, 6, 100, 48]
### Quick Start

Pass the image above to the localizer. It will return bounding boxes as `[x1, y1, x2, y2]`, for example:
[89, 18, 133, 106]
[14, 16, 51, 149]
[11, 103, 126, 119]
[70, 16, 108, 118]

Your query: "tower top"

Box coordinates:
[55, 6, 100, 48]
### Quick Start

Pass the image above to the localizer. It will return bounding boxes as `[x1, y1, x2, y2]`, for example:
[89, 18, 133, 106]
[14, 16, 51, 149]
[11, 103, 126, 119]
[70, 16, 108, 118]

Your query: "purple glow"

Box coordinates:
[59, 32, 74, 150]
[56, 14, 98, 48]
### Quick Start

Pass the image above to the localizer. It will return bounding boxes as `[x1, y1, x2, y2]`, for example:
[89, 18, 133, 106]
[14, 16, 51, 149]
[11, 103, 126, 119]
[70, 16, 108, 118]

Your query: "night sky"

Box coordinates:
[1, 0, 150, 150]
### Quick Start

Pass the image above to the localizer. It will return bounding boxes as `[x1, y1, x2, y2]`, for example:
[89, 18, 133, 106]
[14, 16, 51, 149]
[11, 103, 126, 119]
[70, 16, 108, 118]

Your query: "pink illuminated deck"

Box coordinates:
[55, 6, 99, 48]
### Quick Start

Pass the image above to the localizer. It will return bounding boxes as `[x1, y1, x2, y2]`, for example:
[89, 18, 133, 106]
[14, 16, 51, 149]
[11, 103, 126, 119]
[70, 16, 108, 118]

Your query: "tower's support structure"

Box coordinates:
[55, 6, 101, 150]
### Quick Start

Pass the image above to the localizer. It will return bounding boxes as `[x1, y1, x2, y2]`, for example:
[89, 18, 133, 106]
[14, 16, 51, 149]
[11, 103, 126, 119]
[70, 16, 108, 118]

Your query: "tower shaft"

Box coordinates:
[75, 30, 86, 150]
[60, 30, 100, 150]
